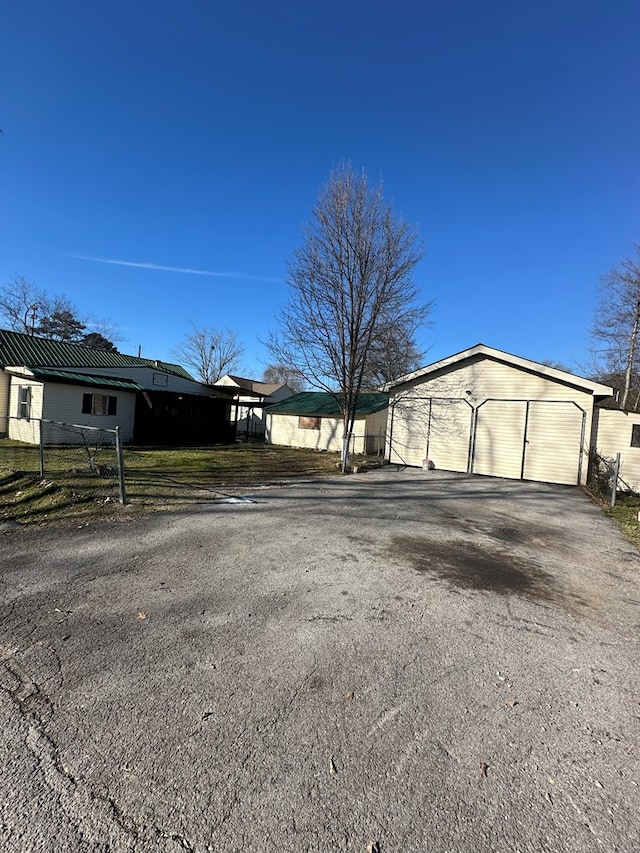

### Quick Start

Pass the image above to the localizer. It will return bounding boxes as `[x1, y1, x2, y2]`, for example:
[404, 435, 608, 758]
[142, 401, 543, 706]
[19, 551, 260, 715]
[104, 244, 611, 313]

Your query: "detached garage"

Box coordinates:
[386, 344, 613, 486]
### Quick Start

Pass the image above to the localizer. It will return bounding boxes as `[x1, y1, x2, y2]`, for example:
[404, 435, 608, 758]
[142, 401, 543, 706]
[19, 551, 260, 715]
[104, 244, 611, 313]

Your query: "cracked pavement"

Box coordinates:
[1, 467, 639, 852]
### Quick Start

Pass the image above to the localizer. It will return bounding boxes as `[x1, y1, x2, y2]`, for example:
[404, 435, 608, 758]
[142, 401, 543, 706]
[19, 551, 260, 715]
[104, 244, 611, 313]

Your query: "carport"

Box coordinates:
[386, 344, 613, 486]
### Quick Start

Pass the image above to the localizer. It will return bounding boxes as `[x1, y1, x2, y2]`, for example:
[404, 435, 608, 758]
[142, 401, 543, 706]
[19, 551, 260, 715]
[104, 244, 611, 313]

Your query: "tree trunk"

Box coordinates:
[341, 408, 356, 472]
[341, 433, 351, 472]
[622, 301, 640, 411]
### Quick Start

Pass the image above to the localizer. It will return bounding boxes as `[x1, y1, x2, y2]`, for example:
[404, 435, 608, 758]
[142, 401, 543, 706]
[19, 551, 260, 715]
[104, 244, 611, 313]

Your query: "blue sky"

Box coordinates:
[1, 0, 638, 378]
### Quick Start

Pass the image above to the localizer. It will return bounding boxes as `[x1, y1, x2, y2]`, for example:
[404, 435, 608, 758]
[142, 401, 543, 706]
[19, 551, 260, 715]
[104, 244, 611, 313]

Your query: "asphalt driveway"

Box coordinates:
[1, 468, 639, 852]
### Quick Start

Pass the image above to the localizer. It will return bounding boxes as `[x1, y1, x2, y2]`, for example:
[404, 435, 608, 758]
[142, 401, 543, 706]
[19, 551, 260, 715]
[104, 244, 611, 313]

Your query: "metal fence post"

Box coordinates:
[611, 452, 621, 508]
[116, 426, 127, 505]
[39, 419, 45, 479]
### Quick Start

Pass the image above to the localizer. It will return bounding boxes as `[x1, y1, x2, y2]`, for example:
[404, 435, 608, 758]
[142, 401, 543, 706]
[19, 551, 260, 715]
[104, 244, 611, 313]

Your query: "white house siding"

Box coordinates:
[267, 413, 376, 454]
[8, 378, 44, 443]
[0, 370, 10, 433]
[70, 366, 207, 396]
[42, 382, 136, 443]
[215, 376, 239, 388]
[388, 355, 595, 485]
[592, 409, 640, 492]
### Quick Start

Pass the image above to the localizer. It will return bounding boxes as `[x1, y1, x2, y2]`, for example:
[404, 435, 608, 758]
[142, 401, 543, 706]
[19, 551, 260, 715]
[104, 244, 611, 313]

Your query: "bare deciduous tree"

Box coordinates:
[362, 323, 426, 388]
[591, 243, 640, 411]
[262, 363, 305, 393]
[173, 324, 244, 384]
[0, 274, 47, 333]
[268, 163, 430, 469]
[1, 274, 120, 348]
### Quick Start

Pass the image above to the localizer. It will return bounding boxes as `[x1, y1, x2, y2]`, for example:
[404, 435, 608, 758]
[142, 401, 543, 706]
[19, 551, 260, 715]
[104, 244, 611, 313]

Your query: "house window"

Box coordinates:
[82, 393, 117, 416]
[17, 386, 31, 420]
[631, 424, 640, 448]
[299, 416, 320, 430]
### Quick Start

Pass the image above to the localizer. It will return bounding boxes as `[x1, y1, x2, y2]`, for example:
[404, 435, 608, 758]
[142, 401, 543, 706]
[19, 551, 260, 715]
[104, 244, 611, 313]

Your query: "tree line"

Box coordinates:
[0, 274, 119, 351]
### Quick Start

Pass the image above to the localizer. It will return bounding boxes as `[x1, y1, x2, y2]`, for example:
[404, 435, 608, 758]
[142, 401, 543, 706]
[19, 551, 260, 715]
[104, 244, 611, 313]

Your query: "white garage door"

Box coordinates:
[473, 401, 527, 480]
[472, 400, 585, 485]
[522, 401, 585, 485]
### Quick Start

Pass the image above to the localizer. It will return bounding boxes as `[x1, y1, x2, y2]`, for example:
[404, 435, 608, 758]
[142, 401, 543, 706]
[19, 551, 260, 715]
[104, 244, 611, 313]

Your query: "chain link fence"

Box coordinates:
[589, 449, 636, 507]
[0, 416, 126, 503]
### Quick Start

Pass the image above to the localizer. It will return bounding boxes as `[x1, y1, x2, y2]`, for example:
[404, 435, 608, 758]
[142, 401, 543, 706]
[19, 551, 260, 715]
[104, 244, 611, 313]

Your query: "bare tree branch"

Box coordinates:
[0, 275, 48, 333]
[262, 363, 305, 393]
[1, 274, 121, 348]
[268, 163, 431, 469]
[591, 243, 640, 411]
[173, 324, 244, 384]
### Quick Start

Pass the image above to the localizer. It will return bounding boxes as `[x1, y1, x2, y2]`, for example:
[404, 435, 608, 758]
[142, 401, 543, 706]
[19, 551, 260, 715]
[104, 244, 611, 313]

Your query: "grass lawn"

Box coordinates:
[0, 442, 351, 527]
[604, 493, 640, 550]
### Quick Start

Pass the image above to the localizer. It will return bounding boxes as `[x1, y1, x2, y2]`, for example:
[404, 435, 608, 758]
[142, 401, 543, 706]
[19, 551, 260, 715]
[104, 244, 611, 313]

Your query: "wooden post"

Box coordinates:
[611, 452, 621, 508]
[116, 427, 127, 505]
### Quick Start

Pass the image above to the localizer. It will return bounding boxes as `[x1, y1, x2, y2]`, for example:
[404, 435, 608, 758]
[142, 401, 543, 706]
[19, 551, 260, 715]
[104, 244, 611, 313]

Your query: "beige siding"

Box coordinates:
[593, 409, 640, 492]
[428, 400, 473, 472]
[523, 401, 584, 485]
[387, 396, 429, 466]
[388, 355, 596, 484]
[388, 397, 473, 470]
[396, 356, 593, 403]
[8, 379, 44, 443]
[473, 401, 526, 479]
[42, 383, 136, 443]
[267, 413, 376, 454]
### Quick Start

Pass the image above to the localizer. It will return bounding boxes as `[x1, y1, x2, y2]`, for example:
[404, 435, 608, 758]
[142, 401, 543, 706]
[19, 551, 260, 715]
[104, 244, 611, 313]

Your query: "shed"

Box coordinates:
[265, 392, 388, 455]
[385, 344, 613, 486]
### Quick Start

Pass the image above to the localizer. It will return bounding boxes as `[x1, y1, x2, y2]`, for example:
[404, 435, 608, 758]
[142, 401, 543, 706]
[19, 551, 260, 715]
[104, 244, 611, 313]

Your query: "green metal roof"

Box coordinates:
[28, 368, 144, 391]
[265, 391, 389, 417]
[0, 328, 194, 379]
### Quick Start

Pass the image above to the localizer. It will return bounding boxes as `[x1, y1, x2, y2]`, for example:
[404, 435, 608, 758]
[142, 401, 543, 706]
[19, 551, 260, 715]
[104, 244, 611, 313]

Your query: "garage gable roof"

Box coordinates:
[385, 343, 614, 397]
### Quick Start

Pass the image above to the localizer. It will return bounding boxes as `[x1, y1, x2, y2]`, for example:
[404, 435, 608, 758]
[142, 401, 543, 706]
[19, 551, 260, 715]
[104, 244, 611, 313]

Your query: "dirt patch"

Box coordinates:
[390, 535, 564, 605]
